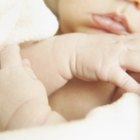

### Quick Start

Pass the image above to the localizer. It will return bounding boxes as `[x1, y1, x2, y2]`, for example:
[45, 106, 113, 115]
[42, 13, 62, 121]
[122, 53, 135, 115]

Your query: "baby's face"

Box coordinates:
[57, 0, 140, 35]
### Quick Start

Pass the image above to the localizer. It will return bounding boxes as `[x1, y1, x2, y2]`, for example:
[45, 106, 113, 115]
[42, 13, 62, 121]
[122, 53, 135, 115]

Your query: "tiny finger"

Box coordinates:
[109, 67, 140, 94]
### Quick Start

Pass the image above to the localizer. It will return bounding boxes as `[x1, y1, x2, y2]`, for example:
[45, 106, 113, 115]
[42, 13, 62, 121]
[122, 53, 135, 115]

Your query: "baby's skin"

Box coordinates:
[21, 33, 140, 122]
[1, 32, 140, 130]
[44, 0, 140, 120]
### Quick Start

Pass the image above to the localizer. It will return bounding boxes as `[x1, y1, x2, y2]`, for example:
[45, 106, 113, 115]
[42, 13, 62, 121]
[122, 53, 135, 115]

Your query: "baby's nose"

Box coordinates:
[128, 0, 140, 8]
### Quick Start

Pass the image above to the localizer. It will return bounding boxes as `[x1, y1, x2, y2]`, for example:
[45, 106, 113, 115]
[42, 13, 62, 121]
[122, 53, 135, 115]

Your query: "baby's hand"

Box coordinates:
[51, 33, 140, 94]
[0, 45, 65, 130]
[72, 33, 140, 94]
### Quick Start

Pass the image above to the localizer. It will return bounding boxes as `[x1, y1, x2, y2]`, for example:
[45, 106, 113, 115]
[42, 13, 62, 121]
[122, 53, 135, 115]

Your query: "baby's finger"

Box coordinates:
[109, 67, 140, 94]
[0, 45, 22, 69]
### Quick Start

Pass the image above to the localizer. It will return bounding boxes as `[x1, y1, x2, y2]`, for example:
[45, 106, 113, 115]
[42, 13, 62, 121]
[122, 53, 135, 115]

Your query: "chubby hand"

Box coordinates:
[0, 45, 65, 130]
[51, 33, 140, 94]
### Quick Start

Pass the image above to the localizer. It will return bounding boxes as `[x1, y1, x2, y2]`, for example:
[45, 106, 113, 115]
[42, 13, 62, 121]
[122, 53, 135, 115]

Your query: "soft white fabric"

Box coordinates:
[86, 92, 140, 140]
[0, 0, 58, 46]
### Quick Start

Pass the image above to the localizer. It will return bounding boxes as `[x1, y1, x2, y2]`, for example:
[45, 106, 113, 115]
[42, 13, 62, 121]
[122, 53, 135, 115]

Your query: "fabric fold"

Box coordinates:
[0, 0, 58, 46]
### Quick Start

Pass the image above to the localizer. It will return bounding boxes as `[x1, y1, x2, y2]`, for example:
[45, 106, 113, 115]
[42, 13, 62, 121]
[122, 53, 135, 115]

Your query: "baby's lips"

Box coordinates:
[91, 14, 131, 35]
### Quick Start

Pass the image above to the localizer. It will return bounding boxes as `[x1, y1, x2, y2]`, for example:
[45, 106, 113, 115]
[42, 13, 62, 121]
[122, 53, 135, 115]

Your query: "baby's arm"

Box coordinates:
[21, 33, 140, 95]
[1, 32, 140, 130]
[0, 45, 65, 131]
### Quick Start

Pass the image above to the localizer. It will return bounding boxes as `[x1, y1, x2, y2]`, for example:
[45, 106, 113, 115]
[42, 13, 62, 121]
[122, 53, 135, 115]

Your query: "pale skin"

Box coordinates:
[0, 45, 66, 130]
[0, 45, 139, 139]
[1, 33, 140, 130]
[20, 32, 140, 123]
[0, 2, 140, 140]
[42, 0, 140, 120]
[1, 0, 140, 130]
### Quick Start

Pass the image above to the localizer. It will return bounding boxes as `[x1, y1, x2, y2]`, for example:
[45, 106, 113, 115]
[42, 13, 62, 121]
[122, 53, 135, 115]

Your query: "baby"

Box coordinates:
[0, 0, 140, 130]
[43, 0, 140, 120]
[0, 46, 139, 138]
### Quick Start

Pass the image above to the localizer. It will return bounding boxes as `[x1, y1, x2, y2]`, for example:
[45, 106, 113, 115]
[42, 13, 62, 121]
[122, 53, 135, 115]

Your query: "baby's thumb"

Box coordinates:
[22, 58, 37, 79]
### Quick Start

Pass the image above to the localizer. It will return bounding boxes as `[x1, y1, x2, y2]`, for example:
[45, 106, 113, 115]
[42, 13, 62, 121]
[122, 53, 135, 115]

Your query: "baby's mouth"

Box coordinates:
[91, 13, 131, 35]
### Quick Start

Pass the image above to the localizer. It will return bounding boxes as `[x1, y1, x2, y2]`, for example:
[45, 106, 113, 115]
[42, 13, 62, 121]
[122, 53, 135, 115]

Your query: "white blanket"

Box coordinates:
[0, 0, 58, 46]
